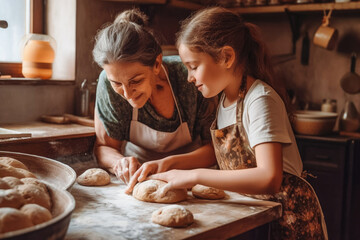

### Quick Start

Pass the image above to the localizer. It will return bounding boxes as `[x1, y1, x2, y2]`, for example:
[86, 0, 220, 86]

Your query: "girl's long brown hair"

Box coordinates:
[176, 7, 291, 114]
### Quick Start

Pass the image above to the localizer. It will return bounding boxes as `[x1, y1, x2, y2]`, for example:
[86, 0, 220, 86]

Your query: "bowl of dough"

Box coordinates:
[292, 110, 338, 136]
[0, 151, 76, 240]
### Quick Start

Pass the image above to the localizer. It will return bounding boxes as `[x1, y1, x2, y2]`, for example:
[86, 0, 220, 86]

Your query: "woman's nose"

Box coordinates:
[122, 85, 133, 99]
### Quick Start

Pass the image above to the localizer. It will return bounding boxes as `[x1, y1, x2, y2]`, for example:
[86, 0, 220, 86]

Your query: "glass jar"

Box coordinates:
[21, 34, 56, 79]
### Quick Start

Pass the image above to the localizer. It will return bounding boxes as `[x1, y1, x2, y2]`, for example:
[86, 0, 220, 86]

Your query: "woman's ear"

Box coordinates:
[153, 54, 163, 75]
[221, 46, 236, 69]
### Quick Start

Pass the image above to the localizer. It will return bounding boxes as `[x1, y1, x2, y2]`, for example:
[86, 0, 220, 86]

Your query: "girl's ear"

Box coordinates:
[221, 46, 236, 69]
[153, 54, 163, 75]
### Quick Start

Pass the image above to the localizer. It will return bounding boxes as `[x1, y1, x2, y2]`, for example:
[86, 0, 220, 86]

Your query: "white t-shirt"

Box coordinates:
[217, 80, 303, 176]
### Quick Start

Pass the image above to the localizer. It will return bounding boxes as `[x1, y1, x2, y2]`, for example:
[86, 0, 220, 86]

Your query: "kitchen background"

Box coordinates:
[0, 0, 359, 124]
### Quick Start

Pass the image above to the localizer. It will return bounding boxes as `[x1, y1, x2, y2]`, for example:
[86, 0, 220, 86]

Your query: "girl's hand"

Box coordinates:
[113, 156, 141, 185]
[124, 160, 169, 194]
[147, 169, 198, 197]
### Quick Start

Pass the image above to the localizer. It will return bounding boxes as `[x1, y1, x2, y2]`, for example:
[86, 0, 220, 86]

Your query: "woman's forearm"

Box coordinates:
[94, 142, 124, 174]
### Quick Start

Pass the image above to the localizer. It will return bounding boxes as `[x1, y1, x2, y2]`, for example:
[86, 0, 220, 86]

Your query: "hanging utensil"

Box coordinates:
[340, 52, 360, 94]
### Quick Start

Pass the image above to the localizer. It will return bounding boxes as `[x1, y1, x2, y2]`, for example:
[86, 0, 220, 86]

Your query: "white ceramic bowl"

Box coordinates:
[292, 110, 338, 135]
[0, 151, 76, 190]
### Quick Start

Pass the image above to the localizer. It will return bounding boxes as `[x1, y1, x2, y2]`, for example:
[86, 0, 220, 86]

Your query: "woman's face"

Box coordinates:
[103, 61, 157, 108]
[178, 44, 230, 98]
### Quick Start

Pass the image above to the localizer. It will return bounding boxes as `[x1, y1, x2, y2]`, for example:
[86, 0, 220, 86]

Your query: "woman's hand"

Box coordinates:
[147, 169, 198, 197]
[124, 159, 170, 194]
[113, 156, 141, 184]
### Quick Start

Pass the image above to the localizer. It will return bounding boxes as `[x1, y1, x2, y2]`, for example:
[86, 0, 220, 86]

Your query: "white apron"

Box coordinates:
[123, 65, 200, 163]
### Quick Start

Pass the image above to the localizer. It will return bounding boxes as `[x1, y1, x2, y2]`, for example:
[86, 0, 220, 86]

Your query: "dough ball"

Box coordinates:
[0, 164, 36, 179]
[21, 178, 48, 193]
[2, 176, 23, 188]
[20, 203, 52, 225]
[0, 207, 33, 233]
[16, 184, 51, 210]
[0, 189, 25, 208]
[77, 168, 111, 186]
[133, 180, 187, 203]
[151, 205, 194, 227]
[191, 184, 226, 200]
[0, 179, 11, 190]
[0, 157, 29, 170]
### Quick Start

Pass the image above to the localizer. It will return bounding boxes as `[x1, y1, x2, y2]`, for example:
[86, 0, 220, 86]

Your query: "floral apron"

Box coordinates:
[210, 92, 328, 240]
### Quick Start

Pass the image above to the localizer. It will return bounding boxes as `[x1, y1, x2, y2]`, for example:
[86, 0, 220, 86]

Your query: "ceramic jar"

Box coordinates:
[22, 36, 55, 79]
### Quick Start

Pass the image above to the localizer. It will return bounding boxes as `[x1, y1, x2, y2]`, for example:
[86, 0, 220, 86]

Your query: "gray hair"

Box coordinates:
[93, 9, 162, 67]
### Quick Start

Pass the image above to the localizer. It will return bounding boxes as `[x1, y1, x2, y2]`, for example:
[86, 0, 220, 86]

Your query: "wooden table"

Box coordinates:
[66, 163, 282, 240]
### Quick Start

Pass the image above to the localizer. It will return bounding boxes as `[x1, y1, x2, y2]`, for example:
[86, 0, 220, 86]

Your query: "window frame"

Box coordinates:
[0, 0, 43, 78]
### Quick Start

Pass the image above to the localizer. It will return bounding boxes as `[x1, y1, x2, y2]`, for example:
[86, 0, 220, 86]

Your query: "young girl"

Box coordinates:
[133, 7, 328, 240]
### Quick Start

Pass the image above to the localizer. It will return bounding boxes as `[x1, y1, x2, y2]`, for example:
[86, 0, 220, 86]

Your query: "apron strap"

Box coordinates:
[161, 64, 184, 124]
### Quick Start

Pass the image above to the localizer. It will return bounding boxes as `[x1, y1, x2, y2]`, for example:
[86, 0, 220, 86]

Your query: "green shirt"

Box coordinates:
[95, 55, 217, 144]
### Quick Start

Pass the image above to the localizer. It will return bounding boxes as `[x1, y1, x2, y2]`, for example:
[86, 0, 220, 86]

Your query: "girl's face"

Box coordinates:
[103, 61, 158, 108]
[178, 44, 230, 98]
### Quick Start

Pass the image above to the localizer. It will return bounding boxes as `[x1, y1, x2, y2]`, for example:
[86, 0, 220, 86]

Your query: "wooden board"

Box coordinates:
[66, 163, 282, 240]
[0, 127, 32, 139]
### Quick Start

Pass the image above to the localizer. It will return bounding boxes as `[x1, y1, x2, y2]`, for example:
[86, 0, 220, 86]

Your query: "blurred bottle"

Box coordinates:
[339, 100, 360, 132]
[80, 79, 89, 117]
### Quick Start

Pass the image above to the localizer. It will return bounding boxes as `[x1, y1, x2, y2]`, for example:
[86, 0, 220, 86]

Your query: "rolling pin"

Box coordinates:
[40, 114, 94, 127]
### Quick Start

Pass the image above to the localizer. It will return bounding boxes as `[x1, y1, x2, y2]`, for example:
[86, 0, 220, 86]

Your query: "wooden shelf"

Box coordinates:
[102, 0, 166, 3]
[168, 0, 360, 13]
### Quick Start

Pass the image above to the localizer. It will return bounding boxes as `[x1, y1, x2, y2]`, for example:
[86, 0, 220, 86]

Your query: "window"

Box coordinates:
[0, 0, 43, 77]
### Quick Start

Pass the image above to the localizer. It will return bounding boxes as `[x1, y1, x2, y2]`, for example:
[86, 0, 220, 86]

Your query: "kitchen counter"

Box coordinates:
[66, 162, 282, 240]
[0, 121, 95, 160]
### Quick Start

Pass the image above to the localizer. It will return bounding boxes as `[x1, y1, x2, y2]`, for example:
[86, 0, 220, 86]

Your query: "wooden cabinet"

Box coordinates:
[296, 135, 360, 240]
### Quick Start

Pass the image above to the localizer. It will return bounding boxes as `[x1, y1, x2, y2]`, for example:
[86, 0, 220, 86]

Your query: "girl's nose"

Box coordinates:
[187, 75, 195, 83]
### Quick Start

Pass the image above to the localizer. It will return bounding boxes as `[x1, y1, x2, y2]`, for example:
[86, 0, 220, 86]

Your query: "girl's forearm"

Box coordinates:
[193, 167, 282, 195]
[166, 143, 217, 170]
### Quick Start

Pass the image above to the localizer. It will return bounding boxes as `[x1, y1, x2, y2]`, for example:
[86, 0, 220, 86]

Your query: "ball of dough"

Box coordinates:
[2, 176, 23, 188]
[0, 207, 33, 233]
[0, 164, 36, 179]
[151, 205, 194, 227]
[76, 168, 111, 186]
[21, 178, 48, 193]
[0, 157, 29, 170]
[20, 203, 52, 225]
[16, 184, 51, 210]
[0, 189, 25, 208]
[191, 184, 226, 200]
[0, 179, 11, 190]
[133, 180, 187, 203]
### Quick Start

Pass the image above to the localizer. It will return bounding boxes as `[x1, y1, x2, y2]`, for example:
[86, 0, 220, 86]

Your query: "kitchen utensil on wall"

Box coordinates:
[21, 33, 56, 79]
[339, 100, 360, 132]
[340, 52, 360, 94]
[313, 9, 338, 50]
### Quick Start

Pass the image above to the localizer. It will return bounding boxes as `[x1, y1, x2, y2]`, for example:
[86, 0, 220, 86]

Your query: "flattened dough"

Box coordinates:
[0, 157, 29, 170]
[77, 168, 111, 186]
[133, 180, 187, 203]
[191, 184, 225, 200]
[0, 189, 25, 208]
[16, 184, 51, 210]
[151, 205, 194, 227]
[0, 164, 36, 179]
[1, 176, 23, 188]
[0, 207, 33, 233]
[20, 203, 52, 225]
